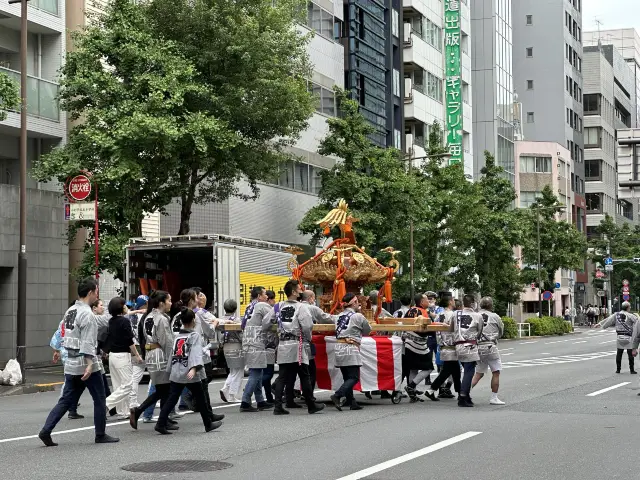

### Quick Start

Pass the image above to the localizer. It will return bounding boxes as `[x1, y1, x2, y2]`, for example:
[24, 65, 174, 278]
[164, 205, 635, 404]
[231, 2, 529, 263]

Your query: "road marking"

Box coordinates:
[600, 340, 616, 344]
[573, 341, 587, 344]
[519, 341, 538, 344]
[586, 382, 631, 397]
[502, 351, 616, 369]
[540, 353, 551, 355]
[545, 339, 570, 344]
[501, 353, 514, 356]
[335, 431, 482, 480]
[502, 348, 515, 351]
[0, 389, 328, 444]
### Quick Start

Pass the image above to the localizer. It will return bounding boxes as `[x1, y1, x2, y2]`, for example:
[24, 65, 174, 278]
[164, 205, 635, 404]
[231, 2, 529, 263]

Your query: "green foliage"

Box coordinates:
[298, 89, 425, 265]
[589, 215, 640, 302]
[528, 316, 572, 336]
[0, 72, 19, 121]
[501, 317, 518, 339]
[520, 185, 588, 291]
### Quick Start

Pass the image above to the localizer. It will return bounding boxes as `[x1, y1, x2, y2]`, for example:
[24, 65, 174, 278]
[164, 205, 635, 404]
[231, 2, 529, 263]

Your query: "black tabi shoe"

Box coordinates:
[438, 389, 455, 399]
[95, 434, 120, 443]
[467, 397, 475, 406]
[154, 425, 172, 435]
[616, 370, 621, 373]
[308, 402, 325, 414]
[206, 420, 223, 432]
[404, 385, 417, 400]
[129, 408, 141, 430]
[257, 401, 274, 411]
[285, 402, 303, 409]
[364, 391, 373, 400]
[210, 413, 225, 422]
[108, 407, 117, 417]
[425, 390, 440, 402]
[350, 403, 363, 411]
[68, 412, 84, 420]
[38, 432, 58, 447]
[330, 394, 343, 411]
[219, 390, 228, 403]
[240, 402, 258, 412]
[380, 391, 392, 399]
[273, 406, 290, 415]
[631, 371, 638, 374]
[458, 397, 474, 407]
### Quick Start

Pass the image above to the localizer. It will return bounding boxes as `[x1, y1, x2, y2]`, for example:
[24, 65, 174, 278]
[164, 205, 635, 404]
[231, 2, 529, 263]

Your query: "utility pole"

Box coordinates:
[8, 0, 30, 383]
[537, 208, 542, 317]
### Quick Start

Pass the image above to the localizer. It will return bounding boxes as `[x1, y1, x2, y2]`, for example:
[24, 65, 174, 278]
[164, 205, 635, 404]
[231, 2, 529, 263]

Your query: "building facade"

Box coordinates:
[471, 0, 515, 182]
[514, 141, 575, 320]
[512, 0, 586, 229]
[402, 0, 472, 175]
[0, 0, 68, 365]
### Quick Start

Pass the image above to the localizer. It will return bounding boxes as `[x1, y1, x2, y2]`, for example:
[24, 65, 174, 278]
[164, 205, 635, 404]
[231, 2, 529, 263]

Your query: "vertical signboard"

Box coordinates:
[444, 0, 462, 165]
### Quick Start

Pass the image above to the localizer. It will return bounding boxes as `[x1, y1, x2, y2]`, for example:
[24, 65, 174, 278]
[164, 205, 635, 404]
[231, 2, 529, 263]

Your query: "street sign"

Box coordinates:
[595, 270, 605, 279]
[64, 202, 96, 221]
[530, 283, 536, 290]
[623, 286, 630, 293]
[605, 264, 613, 272]
[554, 282, 561, 289]
[597, 290, 606, 297]
[623, 294, 631, 301]
[605, 257, 613, 265]
[623, 279, 630, 286]
[67, 175, 92, 201]
[542, 291, 553, 301]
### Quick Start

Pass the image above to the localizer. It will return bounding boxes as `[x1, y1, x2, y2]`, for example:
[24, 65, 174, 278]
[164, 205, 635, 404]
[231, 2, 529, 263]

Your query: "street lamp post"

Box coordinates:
[404, 150, 451, 302]
[8, 0, 30, 383]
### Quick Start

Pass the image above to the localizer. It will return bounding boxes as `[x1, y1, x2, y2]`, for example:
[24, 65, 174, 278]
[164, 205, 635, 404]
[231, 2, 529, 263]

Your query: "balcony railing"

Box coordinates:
[30, 0, 58, 16]
[0, 67, 59, 121]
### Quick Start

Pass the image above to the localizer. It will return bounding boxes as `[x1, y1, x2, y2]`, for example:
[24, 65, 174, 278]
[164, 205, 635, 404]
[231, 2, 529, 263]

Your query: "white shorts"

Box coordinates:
[476, 357, 502, 374]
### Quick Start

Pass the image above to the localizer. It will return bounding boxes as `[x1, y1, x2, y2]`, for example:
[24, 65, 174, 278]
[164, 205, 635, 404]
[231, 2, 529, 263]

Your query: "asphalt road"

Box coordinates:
[1, 327, 638, 480]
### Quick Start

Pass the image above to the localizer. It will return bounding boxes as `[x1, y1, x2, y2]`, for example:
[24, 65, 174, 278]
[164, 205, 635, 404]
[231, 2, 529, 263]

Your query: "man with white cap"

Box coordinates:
[598, 301, 638, 374]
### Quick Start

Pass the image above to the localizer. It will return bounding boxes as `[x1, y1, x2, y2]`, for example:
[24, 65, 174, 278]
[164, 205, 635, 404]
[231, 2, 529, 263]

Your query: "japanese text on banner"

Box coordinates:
[444, 0, 463, 165]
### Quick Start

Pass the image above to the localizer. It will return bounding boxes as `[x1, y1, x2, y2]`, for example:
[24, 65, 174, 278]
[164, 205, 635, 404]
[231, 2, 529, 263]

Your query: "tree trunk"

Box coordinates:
[177, 169, 198, 235]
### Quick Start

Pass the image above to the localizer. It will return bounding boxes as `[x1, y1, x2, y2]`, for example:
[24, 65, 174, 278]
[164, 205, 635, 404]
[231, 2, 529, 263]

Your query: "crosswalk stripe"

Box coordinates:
[501, 351, 616, 369]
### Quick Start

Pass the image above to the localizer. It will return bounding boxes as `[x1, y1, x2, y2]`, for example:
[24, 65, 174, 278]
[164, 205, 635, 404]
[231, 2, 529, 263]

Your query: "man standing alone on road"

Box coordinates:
[39, 278, 119, 446]
[472, 297, 505, 405]
[597, 301, 638, 374]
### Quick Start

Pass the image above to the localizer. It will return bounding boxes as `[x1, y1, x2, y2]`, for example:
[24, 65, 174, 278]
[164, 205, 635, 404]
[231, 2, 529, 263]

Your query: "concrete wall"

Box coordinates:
[0, 185, 68, 366]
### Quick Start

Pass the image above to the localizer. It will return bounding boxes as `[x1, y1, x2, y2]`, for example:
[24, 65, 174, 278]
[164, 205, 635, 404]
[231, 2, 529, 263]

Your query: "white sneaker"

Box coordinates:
[227, 394, 239, 403]
[489, 397, 505, 405]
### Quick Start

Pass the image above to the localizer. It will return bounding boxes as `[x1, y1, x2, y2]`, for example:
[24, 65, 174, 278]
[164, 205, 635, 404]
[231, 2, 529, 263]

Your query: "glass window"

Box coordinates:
[308, 2, 321, 33]
[393, 69, 400, 97]
[279, 161, 295, 189]
[394, 129, 401, 149]
[584, 127, 601, 147]
[309, 165, 323, 194]
[392, 9, 399, 38]
[321, 87, 335, 116]
[519, 191, 541, 208]
[526, 47, 533, 57]
[583, 93, 599, 114]
[527, 112, 534, 123]
[527, 80, 533, 90]
[426, 71, 442, 102]
[526, 15, 532, 25]
[585, 159, 602, 181]
[425, 18, 442, 51]
[586, 193, 602, 213]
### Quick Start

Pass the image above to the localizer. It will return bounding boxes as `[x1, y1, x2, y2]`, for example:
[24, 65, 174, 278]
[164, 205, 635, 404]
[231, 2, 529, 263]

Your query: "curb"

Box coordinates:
[0, 384, 55, 398]
[500, 330, 583, 342]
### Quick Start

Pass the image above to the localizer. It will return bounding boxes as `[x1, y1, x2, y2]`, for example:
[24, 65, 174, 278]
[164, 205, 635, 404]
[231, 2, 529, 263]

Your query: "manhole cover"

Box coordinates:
[121, 460, 232, 473]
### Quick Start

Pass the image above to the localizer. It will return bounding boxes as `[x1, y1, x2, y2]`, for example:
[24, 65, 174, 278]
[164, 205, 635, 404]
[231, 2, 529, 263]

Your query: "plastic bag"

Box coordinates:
[0, 359, 22, 386]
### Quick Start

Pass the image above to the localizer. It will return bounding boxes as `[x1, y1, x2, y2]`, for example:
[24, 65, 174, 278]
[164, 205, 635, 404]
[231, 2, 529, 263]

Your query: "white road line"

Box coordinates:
[586, 382, 631, 397]
[573, 341, 587, 344]
[519, 341, 538, 344]
[502, 348, 515, 351]
[0, 388, 328, 444]
[540, 353, 551, 355]
[501, 353, 514, 356]
[335, 431, 482, 480]
[600, 340, 616, 344]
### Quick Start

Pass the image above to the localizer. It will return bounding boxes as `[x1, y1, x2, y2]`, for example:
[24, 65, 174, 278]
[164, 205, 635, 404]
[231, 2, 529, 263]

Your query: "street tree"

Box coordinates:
[298, 89, 425, 275]
[0, 72, 19, 121]
[142, 0, 316, 234]
[32, 0, 213, 277]
[520, 185, 588, 293]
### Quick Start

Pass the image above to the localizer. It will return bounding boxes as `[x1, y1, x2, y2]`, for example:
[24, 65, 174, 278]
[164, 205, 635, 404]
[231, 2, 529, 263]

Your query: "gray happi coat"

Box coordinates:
[219, 314, 244, 370]
[265, 300, 313, 365]
[167, 329, 204, 384]
[334, 308, 372, 367]
[602, 311, 639, 349]
[143, 309, 173, 385]
[308, 304, 337, 360]
[194, 308, 219, 365]
[453, 308, 483, 363]
[436, 310, 458, 362]
[242, 302, 272, 369]
[63, 301, 103, 376]
[477, 309, 504, 361]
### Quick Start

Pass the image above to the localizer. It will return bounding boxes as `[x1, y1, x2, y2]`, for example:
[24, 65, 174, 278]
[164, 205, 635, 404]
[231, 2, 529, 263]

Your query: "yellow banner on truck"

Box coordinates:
[239, 272, 290, 314]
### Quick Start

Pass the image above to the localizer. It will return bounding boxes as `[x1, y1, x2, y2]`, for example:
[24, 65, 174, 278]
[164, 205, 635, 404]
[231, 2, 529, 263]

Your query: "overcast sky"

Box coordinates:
[583, 0, 639, 32]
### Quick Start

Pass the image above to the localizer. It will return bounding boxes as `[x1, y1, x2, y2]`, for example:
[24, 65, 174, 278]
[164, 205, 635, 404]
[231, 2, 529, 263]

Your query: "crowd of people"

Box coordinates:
[38, 277, 507, 447]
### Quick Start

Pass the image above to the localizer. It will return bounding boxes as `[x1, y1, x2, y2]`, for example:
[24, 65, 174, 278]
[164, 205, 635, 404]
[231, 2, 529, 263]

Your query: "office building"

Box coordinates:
[403, 0, 473, 176]
[514, 141, 575, 318]
[512, 0, 586, 232]
[471, 0, 515, 182]
[0, 1, 68, 365]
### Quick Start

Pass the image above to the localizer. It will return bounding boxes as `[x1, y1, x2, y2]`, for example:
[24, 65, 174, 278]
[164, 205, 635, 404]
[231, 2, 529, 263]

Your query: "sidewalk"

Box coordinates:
[0, 365, 63, 397]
